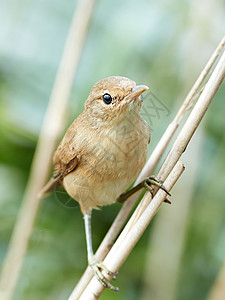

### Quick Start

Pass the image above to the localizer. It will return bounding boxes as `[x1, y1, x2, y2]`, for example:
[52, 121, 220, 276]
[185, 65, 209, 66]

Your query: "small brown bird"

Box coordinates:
[40, 76, 168, 291]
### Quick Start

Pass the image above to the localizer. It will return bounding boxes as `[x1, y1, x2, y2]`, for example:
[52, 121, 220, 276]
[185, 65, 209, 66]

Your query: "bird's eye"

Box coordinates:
[102, 93, 112, 105]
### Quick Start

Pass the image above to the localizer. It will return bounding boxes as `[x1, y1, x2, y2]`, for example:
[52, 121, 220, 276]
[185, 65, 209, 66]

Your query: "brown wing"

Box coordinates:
[39, 120, 80, 197]
[52, 144, 79, 181]
[53, 118, 81, 180]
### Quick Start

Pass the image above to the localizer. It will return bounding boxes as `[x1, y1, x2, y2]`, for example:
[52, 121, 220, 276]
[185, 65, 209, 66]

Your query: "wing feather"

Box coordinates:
[39, 119, 81, 197]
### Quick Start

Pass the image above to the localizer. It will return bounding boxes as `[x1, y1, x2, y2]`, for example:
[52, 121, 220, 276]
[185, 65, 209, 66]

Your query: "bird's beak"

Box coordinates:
[125, 85, 149, 102]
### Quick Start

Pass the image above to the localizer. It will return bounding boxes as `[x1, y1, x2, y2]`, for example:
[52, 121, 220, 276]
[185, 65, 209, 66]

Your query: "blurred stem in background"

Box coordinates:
[141, 129, 204, 300]
[207, 233, 225, 300]
[0, 1, 96, 299]
[142, 1, 225, 299]
[206, 122, 225, 300]
[0, 0, 225, 299]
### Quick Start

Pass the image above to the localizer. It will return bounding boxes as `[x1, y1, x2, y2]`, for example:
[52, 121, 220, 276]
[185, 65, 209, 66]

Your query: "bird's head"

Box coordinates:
[84, 76, 148, 127]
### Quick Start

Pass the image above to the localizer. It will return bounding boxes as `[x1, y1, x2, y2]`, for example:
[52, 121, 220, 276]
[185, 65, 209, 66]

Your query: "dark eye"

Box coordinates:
[102, 93, 112, 105]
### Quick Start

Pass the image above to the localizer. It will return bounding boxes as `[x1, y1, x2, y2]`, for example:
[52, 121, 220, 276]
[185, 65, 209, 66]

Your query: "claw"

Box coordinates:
[88, 256, 119, 292]
[164, 197, 171, 204]
[145, 176, 171, 197]
[112, 271, 118, 280]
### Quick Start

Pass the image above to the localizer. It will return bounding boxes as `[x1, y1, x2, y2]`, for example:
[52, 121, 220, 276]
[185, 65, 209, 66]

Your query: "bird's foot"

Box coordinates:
[117, 175, 171, 204]
[88, 255, 119, 292]
[144, 176, 171, 203]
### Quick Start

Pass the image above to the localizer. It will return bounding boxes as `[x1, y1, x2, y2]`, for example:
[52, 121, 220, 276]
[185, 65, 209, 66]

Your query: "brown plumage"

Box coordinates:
[40, 76, 150, 291]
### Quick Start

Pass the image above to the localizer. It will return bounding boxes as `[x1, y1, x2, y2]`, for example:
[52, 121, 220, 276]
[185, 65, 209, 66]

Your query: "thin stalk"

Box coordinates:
[78, 162, 185, 300]
[71, 35, 225, 299]
[0, 1, 96, 299]
[77, 44, 225, 300]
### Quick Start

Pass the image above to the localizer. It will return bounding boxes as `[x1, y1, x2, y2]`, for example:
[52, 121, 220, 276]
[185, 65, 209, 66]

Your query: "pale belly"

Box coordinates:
[63, 117, 149, 214]
[63, 157, 144, 214]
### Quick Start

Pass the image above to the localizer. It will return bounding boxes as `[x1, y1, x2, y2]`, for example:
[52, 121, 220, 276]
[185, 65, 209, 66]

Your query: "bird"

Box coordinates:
[39, 76, 169, 291]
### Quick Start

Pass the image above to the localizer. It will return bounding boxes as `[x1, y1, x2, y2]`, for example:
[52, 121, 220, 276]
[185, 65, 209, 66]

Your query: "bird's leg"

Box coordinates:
[117, 176, 171, 203]
[83, 213, 119, 292]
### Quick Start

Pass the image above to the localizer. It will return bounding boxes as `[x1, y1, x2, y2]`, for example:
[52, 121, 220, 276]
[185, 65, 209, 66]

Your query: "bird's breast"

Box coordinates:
[87, 117, 149, 177]
[63, 116, 150, 212]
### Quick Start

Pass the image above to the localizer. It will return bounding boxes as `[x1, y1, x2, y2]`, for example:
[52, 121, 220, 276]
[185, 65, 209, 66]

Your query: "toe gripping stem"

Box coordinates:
[84, 214, 119, 292]
[88, 255, 119, 292]
[144, 176, 171, 203]
[117, 176, 171, 204]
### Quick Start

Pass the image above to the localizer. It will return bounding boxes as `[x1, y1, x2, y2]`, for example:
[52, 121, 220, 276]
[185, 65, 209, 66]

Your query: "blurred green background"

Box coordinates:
[0, 0, 225, 299]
